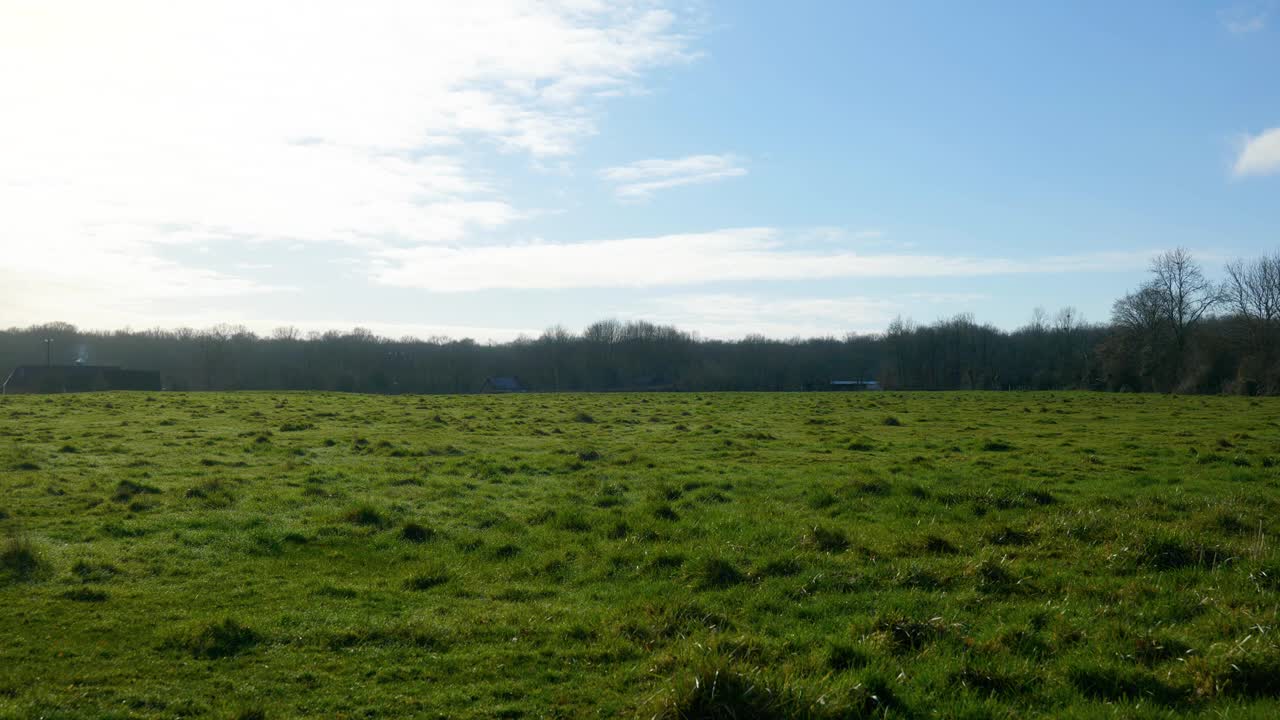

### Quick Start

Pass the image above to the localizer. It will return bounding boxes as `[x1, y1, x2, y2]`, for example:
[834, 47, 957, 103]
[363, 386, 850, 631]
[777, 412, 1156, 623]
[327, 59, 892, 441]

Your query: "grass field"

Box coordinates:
[2, 391, 1279, 718]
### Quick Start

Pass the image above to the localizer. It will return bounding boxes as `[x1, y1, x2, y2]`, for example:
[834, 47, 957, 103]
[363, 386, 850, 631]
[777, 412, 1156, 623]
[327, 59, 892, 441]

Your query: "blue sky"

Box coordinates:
[2, 1, 1277, 340]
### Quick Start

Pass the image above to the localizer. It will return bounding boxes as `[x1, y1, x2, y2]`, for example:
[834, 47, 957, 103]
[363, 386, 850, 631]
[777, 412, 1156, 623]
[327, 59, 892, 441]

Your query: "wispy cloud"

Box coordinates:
[1220, 3, 1272, 33]
[631, 294, 899, 339]
[601, 154, 747, 199]
[0, 1, 695, 325]
[373, 227, 1152, 292]
[1234, 127, 1280, 177]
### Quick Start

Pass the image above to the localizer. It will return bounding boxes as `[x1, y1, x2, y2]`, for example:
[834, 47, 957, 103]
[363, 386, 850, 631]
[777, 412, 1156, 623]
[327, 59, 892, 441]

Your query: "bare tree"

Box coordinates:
[1026, 306, 1049, 335]
[1054, 307, 1081, 334]
[1223, 253, 1280, 335]
[271, 326, 301, 341]
[1111, 286, 1165, 335]
[1148, 248, 1219, 357]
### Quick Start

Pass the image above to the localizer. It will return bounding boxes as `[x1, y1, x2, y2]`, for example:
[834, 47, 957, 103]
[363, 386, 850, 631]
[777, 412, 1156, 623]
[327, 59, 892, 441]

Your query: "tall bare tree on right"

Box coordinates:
[1222, 253, 1280, 389]
[1223, 254, 1280, 346]
[1147, 248, 1219, 383]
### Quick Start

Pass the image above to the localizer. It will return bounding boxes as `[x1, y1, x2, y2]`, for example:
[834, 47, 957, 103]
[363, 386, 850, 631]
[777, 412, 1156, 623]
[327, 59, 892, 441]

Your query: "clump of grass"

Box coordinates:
[870, 612, 953, 653]
[492, 543, 522, 559]
[1132, 533, 1228, 571]
[279, 421, 314, 432]
[971, 558, 1022, 594]
[982, 439, 1015, 452]
[617, 601, 732, 643]
[314, 584, 358, 599]
[695, 557, 745, 589]
[922, 535, 959, 555]
[71, 559, 120, 583]
[753, 556, 802, 579]
[647, 660, 844, 720]
[557, 509, 591, 532]
[985, 525, 1036, 547]
[853, 478, 891, 496]
[60, 588, 108, 602]
[805, 487, 838, 510]
[882, 416, 903, 427]
[826, 642, 871, 671]
[951, 662, 1034, 698]
[804, 525, 849, 553]
[171, 618, 261, 659]
[184, 479, 234, 508]
[343, 503, 388, 528]
[1209, 647, 1280, 698]
[576, 449, 602, 462]
[326, 624, 449, 652]
[894, 562, 949, 590]
[1067, 662, 1189, 704]
[847, 440, 875, 452]
[649, 553, 686, 571]
[573, 412, 596, 423]
[1131, 633, 1192, 666]
[1, 535, 46, 583]
[651, 503, 680, 522]
[113, 479, 161, 502]
[403, 571, 449, 591]
[399, 522, 435, 543]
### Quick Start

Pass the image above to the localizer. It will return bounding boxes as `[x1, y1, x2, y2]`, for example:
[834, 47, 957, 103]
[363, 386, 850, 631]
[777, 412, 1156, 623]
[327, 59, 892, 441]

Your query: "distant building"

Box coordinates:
[480, 376, 527, 393]
[829, 379, 880, 391]
[1, 365, 162, 395]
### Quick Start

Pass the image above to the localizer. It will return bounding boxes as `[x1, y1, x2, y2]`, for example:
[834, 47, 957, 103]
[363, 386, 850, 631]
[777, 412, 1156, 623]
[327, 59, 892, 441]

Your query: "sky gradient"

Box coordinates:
[2, 1, 1278, 341]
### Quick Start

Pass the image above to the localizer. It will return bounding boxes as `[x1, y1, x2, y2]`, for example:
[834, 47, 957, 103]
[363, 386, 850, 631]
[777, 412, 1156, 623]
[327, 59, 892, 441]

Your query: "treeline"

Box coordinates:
[3, 249, 1277, 394]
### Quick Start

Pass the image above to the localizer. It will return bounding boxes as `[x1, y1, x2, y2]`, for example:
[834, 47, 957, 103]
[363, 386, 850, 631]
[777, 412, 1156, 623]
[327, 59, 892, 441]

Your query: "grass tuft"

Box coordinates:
[403, 571, 449, 591]
[1, 536, 46, 583]
[805, 525, 850, 553]
[825, 642, 870, 671]
[399, 522, 435, 543]
[343, 503, 388, 528]
[1067, 662, 1189, 704]
[647, 660, 844, 720]
[696, 557, 745, 589]
[171, 618, 261, 659]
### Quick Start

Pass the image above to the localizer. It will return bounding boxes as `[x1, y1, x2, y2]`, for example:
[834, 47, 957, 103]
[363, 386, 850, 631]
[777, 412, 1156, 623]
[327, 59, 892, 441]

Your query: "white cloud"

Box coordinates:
[601, 153, 746, 199]
[373, 227, 1151, 291]
[632, 293, 898, 339]
[0, 1, 694, 319]
[1234, 127, 1280, 177]
[1220, 4, 1271, 33]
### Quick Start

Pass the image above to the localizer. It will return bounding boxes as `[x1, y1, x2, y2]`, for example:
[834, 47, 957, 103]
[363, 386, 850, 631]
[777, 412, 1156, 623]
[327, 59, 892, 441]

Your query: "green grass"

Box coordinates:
[1, 390, 1279, 718]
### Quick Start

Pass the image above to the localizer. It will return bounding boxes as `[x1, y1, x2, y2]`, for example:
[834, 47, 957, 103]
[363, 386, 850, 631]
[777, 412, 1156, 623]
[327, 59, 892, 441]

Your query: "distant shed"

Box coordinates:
[480, 376, 527, 393]
[1, 365, 162, 395]
[830, 379, 880, 391]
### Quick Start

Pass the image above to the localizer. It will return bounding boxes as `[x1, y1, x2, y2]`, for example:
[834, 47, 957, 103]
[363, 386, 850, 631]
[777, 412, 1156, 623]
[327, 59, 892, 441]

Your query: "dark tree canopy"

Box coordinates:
[4, 250, 1278, 395]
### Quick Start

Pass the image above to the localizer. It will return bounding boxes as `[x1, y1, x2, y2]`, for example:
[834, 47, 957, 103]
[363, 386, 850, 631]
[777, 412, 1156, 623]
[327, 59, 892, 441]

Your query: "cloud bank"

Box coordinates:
[0, 0, 695, 311]
[374, 227, 1151, 291]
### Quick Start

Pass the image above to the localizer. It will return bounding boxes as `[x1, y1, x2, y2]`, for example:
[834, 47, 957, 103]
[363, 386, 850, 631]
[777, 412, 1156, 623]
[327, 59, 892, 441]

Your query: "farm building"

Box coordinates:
[1, 365, 162, 395]
[480, 376, 527, 393]
[829, 379, 880, 391]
